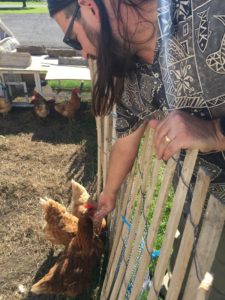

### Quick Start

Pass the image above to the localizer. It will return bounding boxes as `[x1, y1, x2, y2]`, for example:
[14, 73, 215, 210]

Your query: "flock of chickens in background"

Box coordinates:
[0, 86, 82, 119]
[31, 180, 106, 297]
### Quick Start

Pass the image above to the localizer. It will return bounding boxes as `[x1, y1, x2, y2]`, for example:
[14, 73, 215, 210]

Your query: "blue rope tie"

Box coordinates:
[121, 215, 160, 260]
[121, 215, 131, 230]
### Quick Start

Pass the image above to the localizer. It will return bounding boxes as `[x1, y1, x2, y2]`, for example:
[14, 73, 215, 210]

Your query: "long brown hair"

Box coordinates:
[63, 1, 153, 116]
[92, 0, 153, 116]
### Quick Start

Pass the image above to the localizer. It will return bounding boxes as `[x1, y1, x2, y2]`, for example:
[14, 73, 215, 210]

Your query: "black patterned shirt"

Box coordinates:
[116, 0, 225, 200]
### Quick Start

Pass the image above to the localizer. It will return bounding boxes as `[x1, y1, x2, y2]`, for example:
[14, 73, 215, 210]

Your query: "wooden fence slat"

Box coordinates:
[103, 115, 113, 186]
[111, 105, 117, 146]
[87, 59, 103, 198]
[140, 129, 154, 191]
[103, 116, 109, 187]
[129, 153, 179, 300]
[101, 128, 152, 299]
[111, 164, 137, 248]
[101, 116, 105, 169]
[111, 156, 162, 300]
[148, 150, 198, 300]
[96, 116, 102, 197]
[110, 182, 125, 235]
[108, 180, 127, 250]
[183, 194, 225, 300]
[103, 115, 113, 229]
[165, 167, 211, 300]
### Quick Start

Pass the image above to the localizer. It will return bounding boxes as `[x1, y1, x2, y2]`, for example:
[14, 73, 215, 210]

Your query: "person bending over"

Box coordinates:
[47, 1, 225, 298]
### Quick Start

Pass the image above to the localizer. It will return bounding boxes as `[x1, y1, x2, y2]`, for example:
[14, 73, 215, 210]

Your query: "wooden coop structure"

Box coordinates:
[0, 54, 91, 105]
[88, 60, 225, 300]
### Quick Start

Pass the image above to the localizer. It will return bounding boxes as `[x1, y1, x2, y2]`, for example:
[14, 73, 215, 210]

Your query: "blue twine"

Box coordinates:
[151, 250, 160, 260]
[121, 215, 131, 230]
[121, 215, 160, 260]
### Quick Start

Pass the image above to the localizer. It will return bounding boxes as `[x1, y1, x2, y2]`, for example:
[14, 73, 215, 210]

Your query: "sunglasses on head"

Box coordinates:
[63, 5, 82, 51]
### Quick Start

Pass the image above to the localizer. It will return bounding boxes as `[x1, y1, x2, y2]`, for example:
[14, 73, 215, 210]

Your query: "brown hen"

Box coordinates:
[40, 197, 78, 246]
[71, 179, 90, 218]
[31, 213, 104, 297]
[31, 90, 55, 118]
[71, 180, 107, 233]
[40, 180, 106, 246]
[54, 88, 81, 119]
[0, 97, 12, 116]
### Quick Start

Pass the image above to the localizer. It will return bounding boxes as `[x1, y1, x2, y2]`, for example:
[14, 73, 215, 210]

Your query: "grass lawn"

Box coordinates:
[49, 79, 92, 92]
[0, 1, 48, 14]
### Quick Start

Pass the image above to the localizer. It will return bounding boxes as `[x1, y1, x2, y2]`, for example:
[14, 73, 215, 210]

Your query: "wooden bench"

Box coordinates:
[0, 0, 26, 8]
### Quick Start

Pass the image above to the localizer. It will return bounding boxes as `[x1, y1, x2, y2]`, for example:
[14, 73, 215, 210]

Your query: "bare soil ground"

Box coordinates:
[0, 105, 106, 300]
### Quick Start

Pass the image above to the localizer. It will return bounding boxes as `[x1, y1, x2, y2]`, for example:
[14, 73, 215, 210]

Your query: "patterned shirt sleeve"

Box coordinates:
[116, 62, 166, 138]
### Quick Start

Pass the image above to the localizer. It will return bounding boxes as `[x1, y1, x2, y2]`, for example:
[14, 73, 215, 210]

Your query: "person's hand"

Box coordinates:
[149, 110, 223, 161]
[93, 191, 116, 223]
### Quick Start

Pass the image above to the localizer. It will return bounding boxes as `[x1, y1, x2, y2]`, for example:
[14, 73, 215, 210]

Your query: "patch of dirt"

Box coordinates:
[0, 107, 105, 300]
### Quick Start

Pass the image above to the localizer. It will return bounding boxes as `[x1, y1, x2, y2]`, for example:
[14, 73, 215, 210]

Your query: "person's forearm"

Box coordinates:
[104, 124, 146, 198]
[93, 124, 147, 221]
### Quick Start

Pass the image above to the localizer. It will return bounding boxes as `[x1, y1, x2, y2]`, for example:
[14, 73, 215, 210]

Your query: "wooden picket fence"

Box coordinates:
[95, 113, 225, 300]
[88, 60, 225, 300]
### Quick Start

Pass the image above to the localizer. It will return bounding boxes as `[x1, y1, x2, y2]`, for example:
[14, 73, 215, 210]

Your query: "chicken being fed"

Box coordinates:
[71, 179, 90, 218]
[54, 88, 81, 119]
[31, 213, 104, 297]
[0, 97, 12, 116]
[71, 179, 107, 232]
[40, 180, 106, 246]
[31, 90, 55, 118]
[40, 197, 79, 246]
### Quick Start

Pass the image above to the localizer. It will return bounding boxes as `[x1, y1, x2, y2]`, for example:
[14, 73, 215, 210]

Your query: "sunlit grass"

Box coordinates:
[48, 79, 92, 92]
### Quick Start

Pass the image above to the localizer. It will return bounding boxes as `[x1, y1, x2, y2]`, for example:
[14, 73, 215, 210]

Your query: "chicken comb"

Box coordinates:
[83, 203, 96, 210]
[71, 88, 80, 95]
[83, 203, 97, 217]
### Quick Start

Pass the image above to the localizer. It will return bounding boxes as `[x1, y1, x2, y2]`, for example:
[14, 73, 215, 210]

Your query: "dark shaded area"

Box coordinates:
[25, 248, 108, 300]
[0, 7, 29, 10]
[0, 0, 26, 8]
